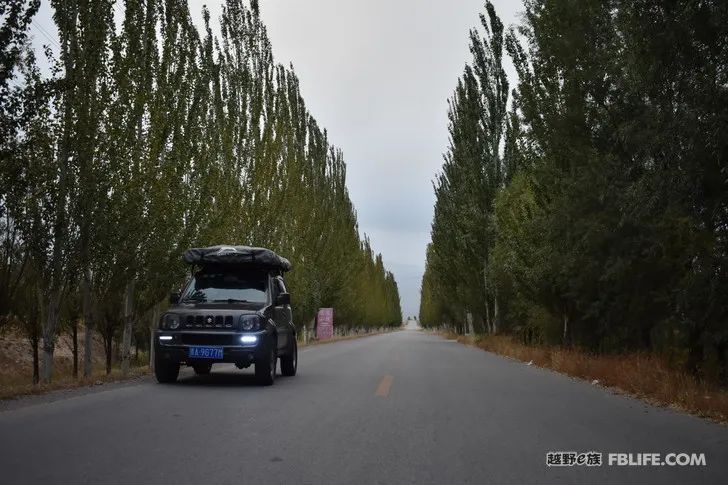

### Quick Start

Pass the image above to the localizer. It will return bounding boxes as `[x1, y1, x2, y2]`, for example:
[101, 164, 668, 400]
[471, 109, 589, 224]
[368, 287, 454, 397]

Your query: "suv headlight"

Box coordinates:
[162, 313, 180, 330]
[239, 314, 261, 331]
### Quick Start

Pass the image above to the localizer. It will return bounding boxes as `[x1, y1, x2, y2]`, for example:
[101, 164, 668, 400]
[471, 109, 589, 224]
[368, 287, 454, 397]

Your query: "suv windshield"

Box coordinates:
[181, 269, 268, 303]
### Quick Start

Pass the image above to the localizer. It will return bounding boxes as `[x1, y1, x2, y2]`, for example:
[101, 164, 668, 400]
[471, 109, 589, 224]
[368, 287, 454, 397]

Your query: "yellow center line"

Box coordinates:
[375, 374, 394, 397]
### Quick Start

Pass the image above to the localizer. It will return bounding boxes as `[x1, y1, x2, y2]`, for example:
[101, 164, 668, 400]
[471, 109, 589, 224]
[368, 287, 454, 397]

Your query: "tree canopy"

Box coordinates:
[421, 0, 728, 383]
[1, 0, 401, 383]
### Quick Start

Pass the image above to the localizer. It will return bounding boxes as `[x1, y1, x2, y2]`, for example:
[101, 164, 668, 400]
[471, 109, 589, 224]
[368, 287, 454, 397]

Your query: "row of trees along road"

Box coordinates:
[420, 0, 728, 384]
[0, 0, 402, 384]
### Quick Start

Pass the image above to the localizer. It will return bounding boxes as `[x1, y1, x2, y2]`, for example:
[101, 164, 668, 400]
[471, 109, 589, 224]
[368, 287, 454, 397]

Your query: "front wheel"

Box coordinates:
[280, 340, 297, 376]
[155, 359, 180, 383]
[255, 344, 276, 386]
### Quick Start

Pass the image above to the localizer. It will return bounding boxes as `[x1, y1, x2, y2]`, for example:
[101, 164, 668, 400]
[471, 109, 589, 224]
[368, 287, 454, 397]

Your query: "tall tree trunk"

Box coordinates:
[493, 286, 499, 334]
[82, 269, 94, 378]
[29, 299, 41, 385]
[104, 327, 112, 375]
[72, 318, 78, 378]
[41, 289, 61, 384]
[149, 331, 155, 372]
[31, 332, 39, 385]
[483, 260, 492, 333]
[149, 304, 159, 371]
[121, 280, 135, 376]
[562, 314, 569, 347]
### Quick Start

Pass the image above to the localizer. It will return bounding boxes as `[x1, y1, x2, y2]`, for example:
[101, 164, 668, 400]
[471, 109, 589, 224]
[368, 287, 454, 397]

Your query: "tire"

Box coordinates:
[193, 363, 212, 375]
[280, 340, 297, 377]
[155, 359, 180, 383]
[255, 343, 276, 386]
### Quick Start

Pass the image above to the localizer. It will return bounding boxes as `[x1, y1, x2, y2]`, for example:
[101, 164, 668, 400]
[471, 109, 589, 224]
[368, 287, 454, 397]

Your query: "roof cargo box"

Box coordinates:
[183, 245, 291, 272]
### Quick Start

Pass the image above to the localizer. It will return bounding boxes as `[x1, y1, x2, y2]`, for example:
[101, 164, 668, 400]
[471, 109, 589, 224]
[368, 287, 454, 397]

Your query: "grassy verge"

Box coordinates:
[0, 365, 151, 401]
[444, 332, 728, 424]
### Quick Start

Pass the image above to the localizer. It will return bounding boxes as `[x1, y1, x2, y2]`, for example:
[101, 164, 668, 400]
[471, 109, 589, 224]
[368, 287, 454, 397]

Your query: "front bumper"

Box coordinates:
[154, 330, 271, 366]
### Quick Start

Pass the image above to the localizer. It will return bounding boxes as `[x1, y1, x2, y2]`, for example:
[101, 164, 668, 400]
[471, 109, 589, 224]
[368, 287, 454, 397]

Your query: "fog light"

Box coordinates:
[159, 335, 173, 341]
[240, 335, 258, 344]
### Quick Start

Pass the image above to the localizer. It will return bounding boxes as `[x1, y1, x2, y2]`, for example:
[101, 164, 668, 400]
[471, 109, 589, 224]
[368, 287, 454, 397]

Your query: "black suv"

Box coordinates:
[154, 246, 297, 386]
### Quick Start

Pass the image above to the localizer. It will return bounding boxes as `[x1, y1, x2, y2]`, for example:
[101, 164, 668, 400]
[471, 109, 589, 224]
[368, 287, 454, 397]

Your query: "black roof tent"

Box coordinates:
[183, 245, 292, 272]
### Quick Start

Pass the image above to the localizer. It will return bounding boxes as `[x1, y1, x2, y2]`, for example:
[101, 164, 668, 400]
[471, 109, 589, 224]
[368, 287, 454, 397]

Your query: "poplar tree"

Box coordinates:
[422, 1, 508, 334]
[421, 0, 728, 382]
[2, 0, 402, 384]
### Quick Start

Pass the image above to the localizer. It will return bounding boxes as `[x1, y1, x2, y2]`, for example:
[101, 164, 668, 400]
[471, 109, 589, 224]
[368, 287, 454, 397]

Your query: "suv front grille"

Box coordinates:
[180, 333, 236, 346]
[183, 315, 235, 329]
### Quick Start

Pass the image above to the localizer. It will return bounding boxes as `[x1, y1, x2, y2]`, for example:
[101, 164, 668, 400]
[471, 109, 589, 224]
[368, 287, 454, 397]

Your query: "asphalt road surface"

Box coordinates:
[2, 329, 727, 485]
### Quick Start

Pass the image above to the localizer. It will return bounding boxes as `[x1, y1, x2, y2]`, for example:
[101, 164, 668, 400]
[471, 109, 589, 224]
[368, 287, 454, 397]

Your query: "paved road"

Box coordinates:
[1, 329, 727, 484]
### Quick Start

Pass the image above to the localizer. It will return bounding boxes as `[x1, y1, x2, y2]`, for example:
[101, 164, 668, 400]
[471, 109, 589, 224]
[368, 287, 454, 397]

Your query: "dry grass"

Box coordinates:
[0, 364, 150, 401]
[449, 333, 728, 424]
[0, 326, 152, 400]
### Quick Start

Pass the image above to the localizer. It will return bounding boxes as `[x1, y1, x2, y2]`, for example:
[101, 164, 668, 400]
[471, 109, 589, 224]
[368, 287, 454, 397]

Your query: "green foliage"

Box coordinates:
[421, 1, 509, 334]
[1, 0, 400, 382]
[421, 0, 728, 382]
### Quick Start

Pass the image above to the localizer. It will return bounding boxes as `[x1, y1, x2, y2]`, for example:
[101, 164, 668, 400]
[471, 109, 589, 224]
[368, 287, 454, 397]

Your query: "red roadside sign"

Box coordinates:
[316, 308, 334, 340]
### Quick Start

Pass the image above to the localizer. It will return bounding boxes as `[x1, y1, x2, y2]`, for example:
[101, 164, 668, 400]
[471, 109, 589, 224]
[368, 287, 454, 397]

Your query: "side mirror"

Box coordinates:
[276, 292, 291, 306]
[169, 292, 181, 304]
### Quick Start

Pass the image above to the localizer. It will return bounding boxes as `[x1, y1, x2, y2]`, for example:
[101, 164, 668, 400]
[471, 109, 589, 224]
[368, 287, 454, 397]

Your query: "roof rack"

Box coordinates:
[182, 245, 291, 272]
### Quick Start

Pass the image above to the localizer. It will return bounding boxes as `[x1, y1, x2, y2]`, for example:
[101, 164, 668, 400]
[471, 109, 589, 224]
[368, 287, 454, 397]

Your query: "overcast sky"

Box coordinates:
[33, 0, 524, 319]
[253, 0, 523, 318]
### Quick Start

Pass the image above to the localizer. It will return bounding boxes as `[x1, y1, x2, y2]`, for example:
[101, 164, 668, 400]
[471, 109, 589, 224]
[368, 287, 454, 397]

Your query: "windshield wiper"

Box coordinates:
[212, 298, 251, 303]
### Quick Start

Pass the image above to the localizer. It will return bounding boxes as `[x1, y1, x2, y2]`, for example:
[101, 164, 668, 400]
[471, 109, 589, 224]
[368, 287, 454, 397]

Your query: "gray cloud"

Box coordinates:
[252, 0, 523, 317]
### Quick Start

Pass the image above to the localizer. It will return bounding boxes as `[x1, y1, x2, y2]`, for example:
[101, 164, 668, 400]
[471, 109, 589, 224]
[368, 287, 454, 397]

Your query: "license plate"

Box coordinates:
[188, 346, 223, 359]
